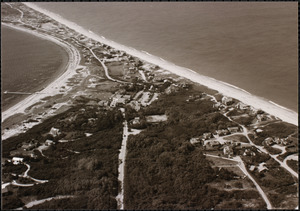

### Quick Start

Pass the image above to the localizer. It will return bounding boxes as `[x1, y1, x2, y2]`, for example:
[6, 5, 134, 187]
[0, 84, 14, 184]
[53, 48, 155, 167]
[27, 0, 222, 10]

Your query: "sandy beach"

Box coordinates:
[1, 23, 80, 124]
[23, 3, 298, 126]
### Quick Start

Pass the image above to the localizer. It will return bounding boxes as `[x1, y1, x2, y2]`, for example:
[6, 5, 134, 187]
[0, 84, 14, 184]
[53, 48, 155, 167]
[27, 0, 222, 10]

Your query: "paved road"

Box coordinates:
[116, 109, 128, 210]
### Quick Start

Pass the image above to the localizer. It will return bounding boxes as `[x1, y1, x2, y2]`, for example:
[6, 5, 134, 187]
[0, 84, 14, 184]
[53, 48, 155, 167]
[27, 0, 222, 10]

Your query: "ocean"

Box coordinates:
[33, 2, 298, 112]
[1, 25, 68, 111]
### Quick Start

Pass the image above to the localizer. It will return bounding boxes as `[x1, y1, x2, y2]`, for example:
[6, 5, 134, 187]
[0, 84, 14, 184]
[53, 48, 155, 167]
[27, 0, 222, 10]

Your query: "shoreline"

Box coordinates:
[23, 3, 298, 126]
[1, 24, 69, 113]
[1, 23, 80, 123]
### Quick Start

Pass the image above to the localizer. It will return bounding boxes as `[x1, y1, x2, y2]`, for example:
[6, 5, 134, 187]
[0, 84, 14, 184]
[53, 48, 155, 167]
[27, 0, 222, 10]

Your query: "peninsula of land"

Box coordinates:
[1, 2, 298, 210]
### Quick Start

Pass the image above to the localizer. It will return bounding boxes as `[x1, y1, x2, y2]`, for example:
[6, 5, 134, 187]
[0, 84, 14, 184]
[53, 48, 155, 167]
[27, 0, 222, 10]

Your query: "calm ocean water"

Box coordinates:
[35, 2, 298, 112]
[1, 25, 68, 111]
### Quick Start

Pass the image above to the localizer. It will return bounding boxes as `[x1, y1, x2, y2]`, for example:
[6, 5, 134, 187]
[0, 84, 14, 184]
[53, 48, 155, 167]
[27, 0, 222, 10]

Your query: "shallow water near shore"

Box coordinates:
[1, 25, 68, 111]
[34, 2, 298, 112]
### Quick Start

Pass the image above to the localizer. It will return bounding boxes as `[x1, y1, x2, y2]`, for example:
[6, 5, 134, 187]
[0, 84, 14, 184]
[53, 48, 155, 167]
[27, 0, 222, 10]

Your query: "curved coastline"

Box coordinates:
[1, 24, 69, 112]
[1, 23, 80, 123]
[12, 3, 298, 126]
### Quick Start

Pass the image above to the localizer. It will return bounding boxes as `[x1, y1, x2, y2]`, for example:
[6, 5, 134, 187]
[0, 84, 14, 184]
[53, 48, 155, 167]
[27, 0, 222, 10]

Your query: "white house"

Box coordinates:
[255, 128, 263, 133]
[49, 127, 60, 137]
[45, 140, 55, 146]
[223, 146, 233, 157]
[12, 157, 24, 165]
[190, 138, 201, 145]
[235, 102, 249, 110]
[221, 96, 233, 105]
[228, 127, 240, 133]
[132, 117, 141, 125]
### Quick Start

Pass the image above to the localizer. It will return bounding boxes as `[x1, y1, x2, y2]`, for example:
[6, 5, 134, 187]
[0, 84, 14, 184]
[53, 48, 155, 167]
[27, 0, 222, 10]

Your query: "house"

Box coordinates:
[249, 165, 256, 171]
[12, 157, 24, 165]
[221, 96, 233, 105]
[235, 102, 249, 110]
[128, 100, 141, 111]
[223, 146, 233, 157]
[165, 84, 180, 95]
[98, 100, 109, 107]
[209, 140, 221, 147]
[228, 127, 240, 133]
[45, 140, 55, 146]
[131, 117, 141, 125]
[110, 94, 131, 107]
[249, 107, 258, 115]
[49, 127, 60, 137]
[243, 149, 256, 156]
[123, 95, 131, 101]
[213, 102, 222, 109]
[255, 128, 263, 134]
[274, 137, 282, 145]
[216, 129, 230, 136]
[263, 137, 274, 146]
[190, 138, 201, 145]
[258, 163, 268, 173]
[240, 143, 252, 148]
[22, 142, 36, 151]
[203, 132, 213, 140]
[256, 114, 267, 122]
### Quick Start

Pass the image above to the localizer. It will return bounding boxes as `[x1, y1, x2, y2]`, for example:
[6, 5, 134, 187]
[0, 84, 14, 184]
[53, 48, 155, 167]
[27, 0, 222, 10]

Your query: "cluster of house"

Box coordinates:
[110, 94, 131, 107]
[190, 127, 241, 144]
[249, 162, 268, 173]
[2, 157, 24, 166]
[202, 140, 253, 158]
[9, 127, 60, 159]
[263, 136, 293, 146]
[189, 126, 259, 158]
[190, 93, 272, 123]
[99, 88, 161, 111]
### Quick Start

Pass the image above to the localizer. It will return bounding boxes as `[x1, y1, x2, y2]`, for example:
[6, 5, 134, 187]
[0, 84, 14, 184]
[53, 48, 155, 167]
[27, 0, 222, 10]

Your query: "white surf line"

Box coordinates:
[116, 108, 128, 209]
[23, 2, 298, 126]
[1, 23, 80, 125]
[3, 91, 49, 95]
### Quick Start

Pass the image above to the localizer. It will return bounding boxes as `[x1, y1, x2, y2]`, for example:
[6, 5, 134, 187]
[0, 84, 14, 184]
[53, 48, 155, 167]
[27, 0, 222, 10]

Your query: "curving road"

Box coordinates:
[205, 153, 272, 209]
[224, 112, 298, 179]
[88, 48, 128, 84]
[240, 125, 298, 179]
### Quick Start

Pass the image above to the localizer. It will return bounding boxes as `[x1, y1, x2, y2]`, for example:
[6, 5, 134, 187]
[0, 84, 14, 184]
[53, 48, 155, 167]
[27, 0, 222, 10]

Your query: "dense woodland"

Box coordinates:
[2, 104, 123, 209]
[124, 87, 266, 209]
[2, 83, 298, 209]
